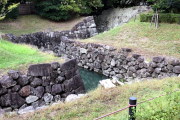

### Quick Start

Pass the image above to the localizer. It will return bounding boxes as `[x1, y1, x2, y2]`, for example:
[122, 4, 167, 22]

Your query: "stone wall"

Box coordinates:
[58, 37, 180, 80]
[3, 16, 97, 42]
[4, 33, 180, 81]
[94, 6, 151, 32]
[0, 59, 85, 114]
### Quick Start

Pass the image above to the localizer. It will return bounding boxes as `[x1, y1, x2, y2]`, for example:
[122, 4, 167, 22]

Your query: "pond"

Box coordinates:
[79, 67, 108, 92]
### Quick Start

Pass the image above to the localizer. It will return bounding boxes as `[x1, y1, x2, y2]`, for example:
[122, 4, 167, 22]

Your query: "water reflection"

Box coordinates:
[79, 67, 108, 91]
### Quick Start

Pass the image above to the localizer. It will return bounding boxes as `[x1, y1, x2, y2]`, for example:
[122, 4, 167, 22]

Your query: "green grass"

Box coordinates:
[81, 17, 180, 59]
[2, 77, 179, 120]
[0, 15, 85, 36]
[0, 39, 63, 72]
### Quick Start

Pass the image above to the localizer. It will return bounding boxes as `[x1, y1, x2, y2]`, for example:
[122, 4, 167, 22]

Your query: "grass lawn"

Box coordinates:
[2, 77, 179, 120]
[80, 17, 180, 59]
[0, 39, 63, 75]
[0, 15, 85, 36]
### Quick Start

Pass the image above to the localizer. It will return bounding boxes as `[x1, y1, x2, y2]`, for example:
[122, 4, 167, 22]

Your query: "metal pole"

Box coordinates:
[129, 97, 137, 120]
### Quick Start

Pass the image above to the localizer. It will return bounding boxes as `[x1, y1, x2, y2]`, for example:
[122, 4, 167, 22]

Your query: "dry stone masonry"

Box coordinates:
[4, 32, 180, 81]
[4, 16, 97, 41]
[58, 37, 180, 80]
[0, 59, 85, 114]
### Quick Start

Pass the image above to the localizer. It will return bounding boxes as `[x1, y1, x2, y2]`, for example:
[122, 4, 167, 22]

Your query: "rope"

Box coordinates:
[94, 106, 129, 120]
[137, 89, 180, 105]
[94, 89, 180, 120]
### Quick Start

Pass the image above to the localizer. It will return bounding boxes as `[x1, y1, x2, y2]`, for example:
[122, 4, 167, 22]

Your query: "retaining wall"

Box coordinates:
[4, 16, 98, 41]
[4, 33, 180, 81]
[94, 6, 151, 32]
[0, 59, 85, 113]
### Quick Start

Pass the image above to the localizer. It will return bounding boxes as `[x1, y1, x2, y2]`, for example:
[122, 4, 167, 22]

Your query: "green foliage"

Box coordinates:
[102, 0, 142, 8]
[78, 0, 103, 15]
[140, 13, 180, 23]
[35, 0, 81, 21]
[147, 0, 180, 13]
[35, 0, 104, 21]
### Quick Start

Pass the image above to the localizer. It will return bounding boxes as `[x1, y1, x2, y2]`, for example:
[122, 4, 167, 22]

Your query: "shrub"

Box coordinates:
[35, 0, 81, 21]
[140, 13, 180, 24]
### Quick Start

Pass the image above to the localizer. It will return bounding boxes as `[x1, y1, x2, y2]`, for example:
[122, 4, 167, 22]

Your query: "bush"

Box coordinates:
[5, 6, 19, 19]
[35, 0, 81, 21]
[140, 13, 180, 24]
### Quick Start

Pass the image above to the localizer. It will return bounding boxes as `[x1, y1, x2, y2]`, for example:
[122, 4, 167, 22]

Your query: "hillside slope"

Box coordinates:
[0, 39, 62, 75]
[81, 18, 180, 59]
[0, 15, 85, 36]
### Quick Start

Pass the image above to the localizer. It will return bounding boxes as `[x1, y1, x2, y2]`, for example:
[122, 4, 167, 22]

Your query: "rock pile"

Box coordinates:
[0, 59, 85, 114]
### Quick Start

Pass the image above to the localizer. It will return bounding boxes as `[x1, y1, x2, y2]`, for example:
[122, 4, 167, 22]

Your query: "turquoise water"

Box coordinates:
[79, 68, 108, 91]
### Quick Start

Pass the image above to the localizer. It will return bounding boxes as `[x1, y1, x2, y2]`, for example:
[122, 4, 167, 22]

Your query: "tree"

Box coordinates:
[78, 0, 103, 15]
[0, 0, 20, 19]
[147, 0, 180, 13]
[34, 0, 82, 21]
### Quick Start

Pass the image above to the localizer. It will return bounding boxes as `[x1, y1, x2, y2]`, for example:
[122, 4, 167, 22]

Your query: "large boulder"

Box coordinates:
[0, 76, 16, 88]
[11, 93, 25, 109]
[51, 84, 63, 95]
[152, 57, 164, 63]
[26, 95, 39, 104]
[19, 86, 31, 97]
[30, 78, 42, 87]
[60, 59, 77, 71]
[12, 85, 21, 92]
[17, 75, 29, 86]
[33, 86, 45, 98]
[99, 79, 116, 89]
[0, 94, 11, 107]
[64, 69, 76, 80]
[28, 63, 52, 77]
[173, 66, 180, 74]
[63, 75, 85, 93]
[43, 93, 53, 104]
[8, 70, 20, 79]
[65, 94, 85, 102]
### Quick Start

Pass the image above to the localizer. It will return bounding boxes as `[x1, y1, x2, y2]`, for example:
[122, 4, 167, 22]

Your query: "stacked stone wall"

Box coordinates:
[4, 16, 97, 43]
[0, 59, 85, 114]
[4, 32, 180, 80]
[58, 37, 180, 80]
